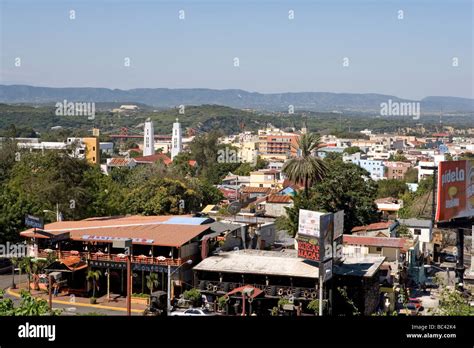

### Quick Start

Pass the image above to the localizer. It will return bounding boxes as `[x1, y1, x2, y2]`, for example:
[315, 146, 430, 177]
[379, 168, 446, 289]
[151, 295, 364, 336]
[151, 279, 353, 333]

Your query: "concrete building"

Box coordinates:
[249, 169, 282, 188]
[257, 128, 300, 160]
[397, 218, 433, 255]
[343, 152, 385, 181]
[384, 161, 412, 180]
[171, 118, 183, 160]
[343, 235, 406, 262]
[143, 119, 155, 156]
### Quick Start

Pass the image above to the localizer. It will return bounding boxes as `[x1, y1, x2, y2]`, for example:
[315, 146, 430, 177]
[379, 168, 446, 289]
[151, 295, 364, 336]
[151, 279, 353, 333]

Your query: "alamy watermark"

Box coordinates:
[0, 242, 28, 257]
[380, 99, 420, 120]
[217, 146, 257, 166]
[55, 99, 95, 120]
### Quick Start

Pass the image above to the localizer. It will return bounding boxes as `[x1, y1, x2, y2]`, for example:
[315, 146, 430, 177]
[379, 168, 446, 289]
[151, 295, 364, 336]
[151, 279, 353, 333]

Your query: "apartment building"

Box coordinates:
[343, 152, 385, 180]
[257, 128, 300, 160]
[384, 161, 412, 180]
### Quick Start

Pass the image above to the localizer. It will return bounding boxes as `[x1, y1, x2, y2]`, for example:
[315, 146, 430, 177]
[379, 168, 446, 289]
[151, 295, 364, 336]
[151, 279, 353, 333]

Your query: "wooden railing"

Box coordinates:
[39, 249, 186, 266]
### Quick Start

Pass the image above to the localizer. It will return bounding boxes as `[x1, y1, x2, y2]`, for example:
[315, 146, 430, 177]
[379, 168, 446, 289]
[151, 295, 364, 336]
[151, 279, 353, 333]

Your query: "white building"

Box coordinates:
[143, 119, 155, 157]
[171, 118, 183, 160]
[397, 218, 433, 256]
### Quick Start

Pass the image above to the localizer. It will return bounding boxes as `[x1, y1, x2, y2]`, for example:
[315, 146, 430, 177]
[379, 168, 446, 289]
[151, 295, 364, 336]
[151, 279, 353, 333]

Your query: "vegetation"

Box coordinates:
[307, 299, 320, 315]
[435, 288, 473, 316]
[279, 157, 380, 235]
[376, 179, 407, 198]
[0, 290, 62, 316]
[86, 270, 102, 299]
[183, 288, 201, 304]
[146, 273, 159, 295]
[282, 133, 327, 197]
[343, 146, 362, 155]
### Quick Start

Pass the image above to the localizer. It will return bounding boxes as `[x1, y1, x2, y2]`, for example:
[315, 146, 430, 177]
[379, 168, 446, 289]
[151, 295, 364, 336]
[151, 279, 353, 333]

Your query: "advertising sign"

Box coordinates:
[298, 209, 324, 238]
[297, 234, 321, 261]
[25, 215, 44, 229]
[297, 209, 337, 262]
[436, 160, 474, 221]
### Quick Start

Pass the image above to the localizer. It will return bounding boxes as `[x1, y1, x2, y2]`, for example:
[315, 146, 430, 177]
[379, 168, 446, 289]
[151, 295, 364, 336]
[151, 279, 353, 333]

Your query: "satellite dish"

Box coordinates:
[227, 201, 241, 215]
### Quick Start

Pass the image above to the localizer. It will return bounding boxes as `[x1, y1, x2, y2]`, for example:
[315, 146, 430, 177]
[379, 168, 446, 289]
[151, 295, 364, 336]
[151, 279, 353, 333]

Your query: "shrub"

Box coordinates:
[183, 288, 201, 303]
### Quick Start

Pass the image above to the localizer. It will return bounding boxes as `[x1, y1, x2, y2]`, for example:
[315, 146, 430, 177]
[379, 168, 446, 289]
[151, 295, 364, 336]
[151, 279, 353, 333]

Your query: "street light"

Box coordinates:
[167, 259, 193, 315]
[43, 203, 59, 222]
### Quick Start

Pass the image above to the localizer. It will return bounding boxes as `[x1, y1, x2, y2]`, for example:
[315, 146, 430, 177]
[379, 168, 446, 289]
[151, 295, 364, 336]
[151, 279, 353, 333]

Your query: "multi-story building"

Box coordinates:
[343, 152, 385, 181]
[249, 169, 283, 188]
[257, 128, 300, 160]
[384, 161, 412, 180]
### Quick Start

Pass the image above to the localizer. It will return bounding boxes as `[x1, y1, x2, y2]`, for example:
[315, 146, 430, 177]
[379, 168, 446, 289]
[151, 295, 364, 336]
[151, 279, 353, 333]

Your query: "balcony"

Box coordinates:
[38, 249, 187, 266]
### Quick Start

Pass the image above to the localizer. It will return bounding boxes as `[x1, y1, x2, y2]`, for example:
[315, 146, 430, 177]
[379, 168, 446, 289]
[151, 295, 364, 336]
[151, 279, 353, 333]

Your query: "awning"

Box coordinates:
[225, 285, 264, 299]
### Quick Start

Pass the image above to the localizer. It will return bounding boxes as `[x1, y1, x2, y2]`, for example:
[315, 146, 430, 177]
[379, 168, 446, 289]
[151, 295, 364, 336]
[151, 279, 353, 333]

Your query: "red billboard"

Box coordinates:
[436, 160, 474, 221]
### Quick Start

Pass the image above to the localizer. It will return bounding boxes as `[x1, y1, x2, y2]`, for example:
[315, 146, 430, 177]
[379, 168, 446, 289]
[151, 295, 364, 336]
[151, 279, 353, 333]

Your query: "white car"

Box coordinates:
[170, 308, 216, 316]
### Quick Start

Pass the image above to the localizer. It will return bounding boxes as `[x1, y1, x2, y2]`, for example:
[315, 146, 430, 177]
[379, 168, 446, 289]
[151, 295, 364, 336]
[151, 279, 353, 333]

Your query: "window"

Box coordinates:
[376, 247, 382, 252]
[414, 229, 421, 235]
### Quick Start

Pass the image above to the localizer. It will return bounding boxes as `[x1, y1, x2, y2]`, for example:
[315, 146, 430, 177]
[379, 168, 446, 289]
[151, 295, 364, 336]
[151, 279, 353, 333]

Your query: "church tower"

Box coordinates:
[171, 118, 182, 160]
[143, 119, 155, 156]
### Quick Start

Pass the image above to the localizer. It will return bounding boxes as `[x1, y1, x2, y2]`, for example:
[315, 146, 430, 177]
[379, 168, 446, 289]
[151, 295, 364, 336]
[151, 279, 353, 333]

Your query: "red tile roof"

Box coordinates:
[241, 187, 273, 194]
[266, 195, 293, 204]
[20, 215, 207, 247]
[134, 153, 172, 165]
[108, 158, 135, 167]
[343, 235, 406, 248]
[351, 221, 396, 233]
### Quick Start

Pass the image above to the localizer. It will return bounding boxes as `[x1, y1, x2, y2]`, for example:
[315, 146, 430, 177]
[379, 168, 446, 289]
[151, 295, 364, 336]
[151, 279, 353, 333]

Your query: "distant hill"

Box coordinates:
[1, 85, 472, 114]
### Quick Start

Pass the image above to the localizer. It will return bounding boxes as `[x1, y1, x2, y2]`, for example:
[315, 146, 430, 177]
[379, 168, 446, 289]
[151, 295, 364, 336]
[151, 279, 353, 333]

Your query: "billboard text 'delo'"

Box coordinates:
[436, 160, 474, 221]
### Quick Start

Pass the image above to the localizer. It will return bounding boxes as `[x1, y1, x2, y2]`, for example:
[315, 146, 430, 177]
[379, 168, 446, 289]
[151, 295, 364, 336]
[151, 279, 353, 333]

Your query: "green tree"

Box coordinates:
[311, 158, 380, 233]
[343, 146, 362, 155]
[282, 133, 327, 197]
[86, 270, 102, 299]
[403, 167, 418, 183]
[146, 273, 159, 295]
[377, 179, 407, 198]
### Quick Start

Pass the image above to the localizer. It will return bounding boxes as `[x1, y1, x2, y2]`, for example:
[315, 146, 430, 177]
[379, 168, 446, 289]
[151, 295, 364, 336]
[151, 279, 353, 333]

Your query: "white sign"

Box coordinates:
[298, 209, 324, 238]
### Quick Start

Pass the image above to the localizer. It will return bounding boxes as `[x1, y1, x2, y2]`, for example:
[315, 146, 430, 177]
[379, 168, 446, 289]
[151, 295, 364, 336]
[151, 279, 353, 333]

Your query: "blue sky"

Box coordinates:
[1, 0, 472, 99]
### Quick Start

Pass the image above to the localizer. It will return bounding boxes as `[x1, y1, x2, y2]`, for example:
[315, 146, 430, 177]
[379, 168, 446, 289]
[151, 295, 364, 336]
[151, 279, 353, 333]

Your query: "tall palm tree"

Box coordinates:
[86, 270, 102, 298]
[146, 273, 159, 295]
[282, 133, 328, 197]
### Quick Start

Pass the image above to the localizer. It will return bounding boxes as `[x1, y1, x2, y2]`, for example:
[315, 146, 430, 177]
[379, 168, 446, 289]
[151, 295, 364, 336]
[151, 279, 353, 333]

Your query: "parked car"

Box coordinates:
[170, 308, 217, 316]
[143, 291, 167, 316]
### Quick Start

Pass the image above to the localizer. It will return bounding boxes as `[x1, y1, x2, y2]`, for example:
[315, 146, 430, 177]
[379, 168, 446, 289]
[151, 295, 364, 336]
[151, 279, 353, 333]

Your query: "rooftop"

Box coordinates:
[397, 218, 433, 228]
[194, 249, 386, 279]
[351, 221, 398, 233]
[343, 235, 406, 249]
[20, 215, 210, 247]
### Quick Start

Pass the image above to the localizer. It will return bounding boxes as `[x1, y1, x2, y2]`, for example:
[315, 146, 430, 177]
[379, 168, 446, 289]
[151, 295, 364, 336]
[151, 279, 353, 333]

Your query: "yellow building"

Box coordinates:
[82, 137, 100, 164]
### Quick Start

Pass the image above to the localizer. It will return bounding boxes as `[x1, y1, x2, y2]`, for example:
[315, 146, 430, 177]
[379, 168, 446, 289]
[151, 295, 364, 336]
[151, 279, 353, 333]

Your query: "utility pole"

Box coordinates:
[126, 251, 131, 316]
[167, 264, 171, 316]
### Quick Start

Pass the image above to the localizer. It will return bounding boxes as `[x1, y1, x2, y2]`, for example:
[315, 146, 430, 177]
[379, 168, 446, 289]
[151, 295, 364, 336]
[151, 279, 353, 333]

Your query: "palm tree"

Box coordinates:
[282, 133, 328, 197]
[146, 273, 159, 295]
[86, 270, 102, 299]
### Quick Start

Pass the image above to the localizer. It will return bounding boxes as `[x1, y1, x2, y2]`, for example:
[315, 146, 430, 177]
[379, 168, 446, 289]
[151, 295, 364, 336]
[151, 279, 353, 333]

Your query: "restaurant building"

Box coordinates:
[193, 249, 385, 315]
[20, 215, 213, 298]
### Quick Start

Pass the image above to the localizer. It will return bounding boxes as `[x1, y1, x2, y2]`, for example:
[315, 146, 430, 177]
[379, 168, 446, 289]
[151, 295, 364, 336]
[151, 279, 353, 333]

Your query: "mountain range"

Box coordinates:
[0, 85, 473, 114]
